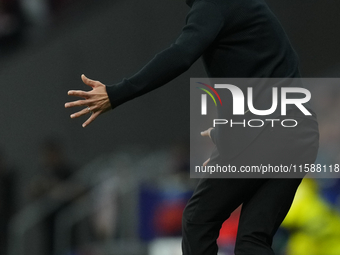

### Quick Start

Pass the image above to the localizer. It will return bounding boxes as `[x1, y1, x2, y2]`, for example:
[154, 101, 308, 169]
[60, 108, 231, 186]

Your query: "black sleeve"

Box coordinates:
[106, 0, 224, 108]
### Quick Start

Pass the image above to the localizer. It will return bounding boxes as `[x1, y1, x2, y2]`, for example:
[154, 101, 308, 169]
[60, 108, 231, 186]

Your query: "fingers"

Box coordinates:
[201, 127, 213, 138]
[68, 106, 99, 128]
[65, 99, 92, 108]
[203, 158, 210, 167]
[82, 111, 100, 128]
[70, 107, 92, 119]
[66, 74, 108, 128]
[67, 74, 101, 98]
[81, 74, 98, 88]
[67, 90, 89, 98]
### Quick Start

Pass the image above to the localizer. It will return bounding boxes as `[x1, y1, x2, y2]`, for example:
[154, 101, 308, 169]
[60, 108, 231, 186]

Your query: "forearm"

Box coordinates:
[106, 44, 197, 108]
[106, 0, 224, 109]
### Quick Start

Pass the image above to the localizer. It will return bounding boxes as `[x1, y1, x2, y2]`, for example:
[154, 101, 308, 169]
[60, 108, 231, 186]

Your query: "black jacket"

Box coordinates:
[107, 0, 301, 106]
[106, 0, 316, 160]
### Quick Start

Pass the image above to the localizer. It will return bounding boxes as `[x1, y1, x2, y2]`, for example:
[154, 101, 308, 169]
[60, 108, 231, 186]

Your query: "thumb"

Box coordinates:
[81, 74, 97, 88]
[201, 127, 213, 138]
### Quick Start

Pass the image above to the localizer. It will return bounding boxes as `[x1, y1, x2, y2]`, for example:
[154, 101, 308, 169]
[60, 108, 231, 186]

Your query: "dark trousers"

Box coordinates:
[182, 117, 319, 255]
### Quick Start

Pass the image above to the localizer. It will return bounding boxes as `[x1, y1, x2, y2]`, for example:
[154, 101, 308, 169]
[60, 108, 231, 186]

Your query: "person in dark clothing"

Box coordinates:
[65, 0, 319, 254]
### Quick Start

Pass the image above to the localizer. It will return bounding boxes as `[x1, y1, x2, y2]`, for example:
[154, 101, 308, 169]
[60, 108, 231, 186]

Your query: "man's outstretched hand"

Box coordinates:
[65, 74, 112, 127]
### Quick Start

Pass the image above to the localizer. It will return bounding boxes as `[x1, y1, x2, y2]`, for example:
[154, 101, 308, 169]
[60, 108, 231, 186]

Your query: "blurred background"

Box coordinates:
[0, 0, 339, 254]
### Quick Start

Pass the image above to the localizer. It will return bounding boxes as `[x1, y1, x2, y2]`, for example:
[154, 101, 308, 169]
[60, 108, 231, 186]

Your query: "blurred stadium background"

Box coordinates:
[0, 0, 339, 254]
